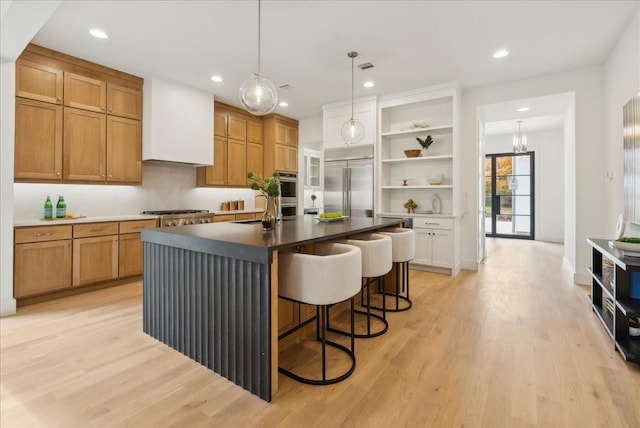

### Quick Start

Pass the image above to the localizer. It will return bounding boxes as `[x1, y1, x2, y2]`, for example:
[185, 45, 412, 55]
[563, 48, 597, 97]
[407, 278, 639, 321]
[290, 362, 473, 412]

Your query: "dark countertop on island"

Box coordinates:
[142, 216, 403, 263]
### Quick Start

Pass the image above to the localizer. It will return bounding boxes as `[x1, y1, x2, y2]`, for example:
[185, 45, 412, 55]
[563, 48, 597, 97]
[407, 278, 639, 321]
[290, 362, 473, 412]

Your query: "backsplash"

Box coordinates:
[13, 163, 257, 220]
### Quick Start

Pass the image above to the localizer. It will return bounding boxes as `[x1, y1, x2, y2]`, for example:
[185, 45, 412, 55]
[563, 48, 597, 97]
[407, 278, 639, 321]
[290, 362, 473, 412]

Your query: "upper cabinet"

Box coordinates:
[322, 96, 377, 149]
[14, 44, 143, 184]
[263, 114, 299, 175]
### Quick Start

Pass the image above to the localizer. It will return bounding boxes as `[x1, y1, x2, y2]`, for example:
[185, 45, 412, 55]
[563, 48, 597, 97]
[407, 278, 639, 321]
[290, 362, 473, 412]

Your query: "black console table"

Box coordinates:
[587, 238, 640, 363]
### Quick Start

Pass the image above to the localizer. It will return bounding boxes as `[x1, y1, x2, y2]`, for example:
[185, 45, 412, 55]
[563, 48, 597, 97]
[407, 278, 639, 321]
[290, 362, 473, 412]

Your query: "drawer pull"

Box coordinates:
[424, 222, 440, 226]
[90, 228, 104, 233]
[35, 232, 53, 237]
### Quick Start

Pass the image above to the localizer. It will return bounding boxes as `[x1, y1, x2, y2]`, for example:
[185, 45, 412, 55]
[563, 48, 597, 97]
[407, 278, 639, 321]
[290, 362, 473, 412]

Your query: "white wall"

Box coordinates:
[604, 9, 640, 236]
[485, 128, 565, 243]
[461, 66, 605, 285]
[13, 163, 257, 219]
[298, 116, 323, 150]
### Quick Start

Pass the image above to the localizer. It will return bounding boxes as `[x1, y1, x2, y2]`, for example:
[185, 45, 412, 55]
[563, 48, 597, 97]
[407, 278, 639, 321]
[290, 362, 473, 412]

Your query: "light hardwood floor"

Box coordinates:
[2, 238, 639, 427]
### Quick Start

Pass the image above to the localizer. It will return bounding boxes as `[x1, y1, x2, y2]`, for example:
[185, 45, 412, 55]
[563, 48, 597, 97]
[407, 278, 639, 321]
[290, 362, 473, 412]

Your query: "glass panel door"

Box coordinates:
[485, 152, 535, 239]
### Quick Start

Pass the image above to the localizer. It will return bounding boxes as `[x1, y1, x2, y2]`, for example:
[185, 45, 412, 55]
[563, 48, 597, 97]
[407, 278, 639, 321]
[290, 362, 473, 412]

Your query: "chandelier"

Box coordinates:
[513, 120, 527, 153]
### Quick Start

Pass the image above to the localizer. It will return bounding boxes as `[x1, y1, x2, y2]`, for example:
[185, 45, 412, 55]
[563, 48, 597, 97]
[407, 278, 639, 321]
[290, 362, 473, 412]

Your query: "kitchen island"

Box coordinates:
[141, 216, 402, 401]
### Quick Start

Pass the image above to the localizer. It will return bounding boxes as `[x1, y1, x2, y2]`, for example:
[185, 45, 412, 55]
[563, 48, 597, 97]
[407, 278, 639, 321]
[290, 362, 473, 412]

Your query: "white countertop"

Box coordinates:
[14, 214, 160, 227]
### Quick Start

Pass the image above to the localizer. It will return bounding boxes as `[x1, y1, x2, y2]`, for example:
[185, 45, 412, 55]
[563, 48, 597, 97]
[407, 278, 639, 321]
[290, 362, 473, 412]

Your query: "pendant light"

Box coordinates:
[341, 51, 365, 145]
[239, 0, 277, 116]
[513, 120, 527, 153]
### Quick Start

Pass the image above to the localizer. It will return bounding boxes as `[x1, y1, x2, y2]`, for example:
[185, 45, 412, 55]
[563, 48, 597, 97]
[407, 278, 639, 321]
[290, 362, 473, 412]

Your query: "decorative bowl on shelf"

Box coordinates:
[611, 238, 640, 256]
[412, 121, 429, 128]
[427, 174, 444, 185]
[404, 149, 421, 158]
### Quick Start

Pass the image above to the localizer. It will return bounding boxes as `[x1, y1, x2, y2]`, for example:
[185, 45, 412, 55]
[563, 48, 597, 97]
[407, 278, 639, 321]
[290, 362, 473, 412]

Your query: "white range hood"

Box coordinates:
[143, 76, 214, 166]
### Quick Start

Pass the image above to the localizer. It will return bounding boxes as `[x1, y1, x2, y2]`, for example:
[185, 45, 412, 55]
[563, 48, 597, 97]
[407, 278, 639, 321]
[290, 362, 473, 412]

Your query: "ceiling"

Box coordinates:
[30, 0, 638, 120]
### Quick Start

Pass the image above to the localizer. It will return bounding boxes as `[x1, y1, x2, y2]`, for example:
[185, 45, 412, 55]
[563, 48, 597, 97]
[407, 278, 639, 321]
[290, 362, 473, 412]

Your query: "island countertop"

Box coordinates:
[141, 215, 402, 263]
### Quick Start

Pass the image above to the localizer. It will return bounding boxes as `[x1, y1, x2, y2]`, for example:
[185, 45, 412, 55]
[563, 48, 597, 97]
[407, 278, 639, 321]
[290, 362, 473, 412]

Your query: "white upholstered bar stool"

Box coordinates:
[375, 227, 416, 312]
[329, 233, 392, 338]
[278, 242, 362, 385]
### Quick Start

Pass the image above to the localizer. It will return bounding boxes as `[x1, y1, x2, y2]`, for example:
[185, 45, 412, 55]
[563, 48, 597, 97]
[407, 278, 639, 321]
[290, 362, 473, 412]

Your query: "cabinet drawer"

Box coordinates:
[119, 219, 157, 234]
[214, 214, 236, 223]
[73, 222, 119, 238]
[414, 218, 453, 230]
[15, 225, 72, 243]
[235, 213, 257, 221]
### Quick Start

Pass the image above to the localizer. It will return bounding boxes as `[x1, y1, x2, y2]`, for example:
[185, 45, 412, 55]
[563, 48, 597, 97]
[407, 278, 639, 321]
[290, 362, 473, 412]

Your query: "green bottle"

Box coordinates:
[44, 196, 53, 219]
[56, 196, 66, 218]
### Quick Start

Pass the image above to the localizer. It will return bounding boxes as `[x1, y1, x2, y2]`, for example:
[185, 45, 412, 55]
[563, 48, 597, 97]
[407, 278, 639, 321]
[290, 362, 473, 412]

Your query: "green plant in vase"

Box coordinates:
[248, 172, 280, 230]
[416, 135, 434, 153]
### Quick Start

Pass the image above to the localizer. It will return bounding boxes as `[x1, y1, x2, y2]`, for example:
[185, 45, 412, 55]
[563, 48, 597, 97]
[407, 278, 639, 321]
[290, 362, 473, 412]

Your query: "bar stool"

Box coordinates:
[330, 233, 392, 338]
[374, 227, 416, 312]
[278, 242, 362, 385]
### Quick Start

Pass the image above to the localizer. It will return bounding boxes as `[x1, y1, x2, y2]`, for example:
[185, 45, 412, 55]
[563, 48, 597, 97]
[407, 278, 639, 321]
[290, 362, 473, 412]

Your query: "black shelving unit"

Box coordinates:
[587, 238, 640, 364]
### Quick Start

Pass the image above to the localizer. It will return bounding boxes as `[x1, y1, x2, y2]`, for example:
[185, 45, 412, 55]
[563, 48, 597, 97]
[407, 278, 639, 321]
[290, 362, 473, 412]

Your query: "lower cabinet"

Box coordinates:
[214, 212, 261, 223]
[413, 217, 454, 269]
[13, 218, 157, 300]
[73, 235, 119, 286]
[14, 239, 72, 298]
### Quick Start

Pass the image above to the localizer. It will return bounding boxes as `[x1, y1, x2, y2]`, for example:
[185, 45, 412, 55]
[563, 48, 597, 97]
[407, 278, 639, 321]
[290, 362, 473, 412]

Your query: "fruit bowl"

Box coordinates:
[403, 149, 421, 158]
[611, 239, 640, 256]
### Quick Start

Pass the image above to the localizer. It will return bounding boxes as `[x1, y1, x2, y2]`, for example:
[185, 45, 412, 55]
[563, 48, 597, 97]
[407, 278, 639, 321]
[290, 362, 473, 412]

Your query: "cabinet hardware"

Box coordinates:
[90, 228, 104, 233]
[424, 222, 440, 226]
[108, 107, 112, 112]
[108, 174, 112, 179]
[35, 232, 53, 237]
[56, 172, 61, 176]
[56, 97, 61, 103]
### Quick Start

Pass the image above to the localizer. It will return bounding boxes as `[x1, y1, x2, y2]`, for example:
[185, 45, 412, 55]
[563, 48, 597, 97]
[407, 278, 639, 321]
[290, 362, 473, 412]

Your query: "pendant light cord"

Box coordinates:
[257, 0, 261, 75]
[351, 54, 354, 120]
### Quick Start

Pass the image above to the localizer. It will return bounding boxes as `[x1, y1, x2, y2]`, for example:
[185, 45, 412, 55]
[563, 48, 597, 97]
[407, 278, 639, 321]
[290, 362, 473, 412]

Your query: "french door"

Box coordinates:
[485, 152, 535, 239]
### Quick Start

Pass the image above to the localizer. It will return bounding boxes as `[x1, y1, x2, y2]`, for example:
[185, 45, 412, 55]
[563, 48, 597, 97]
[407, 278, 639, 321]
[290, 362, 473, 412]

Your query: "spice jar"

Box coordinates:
[221, 201, 230, 211]
[230, 200, 238, 210]
[238, 200, 245, 210]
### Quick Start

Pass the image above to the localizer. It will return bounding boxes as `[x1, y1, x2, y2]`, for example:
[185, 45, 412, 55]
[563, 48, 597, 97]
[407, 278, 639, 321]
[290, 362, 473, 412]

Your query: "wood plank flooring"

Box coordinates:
[2, 238, 640, 427]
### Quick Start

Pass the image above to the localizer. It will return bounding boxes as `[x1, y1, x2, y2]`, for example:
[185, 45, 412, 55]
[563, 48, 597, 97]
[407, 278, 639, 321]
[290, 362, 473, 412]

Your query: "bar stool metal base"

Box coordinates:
[328, 276, 388, 339]
[278, 300, 356, 386]
[364, 261, 413, 313]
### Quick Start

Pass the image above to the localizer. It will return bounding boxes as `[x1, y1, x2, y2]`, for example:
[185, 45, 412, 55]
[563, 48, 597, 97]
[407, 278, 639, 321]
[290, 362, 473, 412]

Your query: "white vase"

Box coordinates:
[432, 193, 442, 214]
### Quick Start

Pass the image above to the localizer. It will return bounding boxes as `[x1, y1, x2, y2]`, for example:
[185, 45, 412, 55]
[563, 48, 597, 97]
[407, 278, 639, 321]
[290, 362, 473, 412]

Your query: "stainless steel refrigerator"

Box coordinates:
[324, 146, 374, 217]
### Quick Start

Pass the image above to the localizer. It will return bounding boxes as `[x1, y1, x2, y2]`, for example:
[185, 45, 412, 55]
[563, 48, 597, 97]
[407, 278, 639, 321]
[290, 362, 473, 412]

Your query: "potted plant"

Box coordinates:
[416, 135, 434, 152]
[248, 172, 280, 230]
[403, 198, 417, 213]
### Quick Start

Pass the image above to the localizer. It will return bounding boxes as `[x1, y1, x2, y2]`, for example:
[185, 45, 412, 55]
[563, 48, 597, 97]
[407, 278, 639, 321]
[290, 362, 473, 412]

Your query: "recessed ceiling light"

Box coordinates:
[89, 29, 108, 39]
[363, 81, 375, 88]
[517, 107, 530, 112]
[210, 75, 223, 83]
[493, 49, 509, 59]
[279, 101, 288, 107]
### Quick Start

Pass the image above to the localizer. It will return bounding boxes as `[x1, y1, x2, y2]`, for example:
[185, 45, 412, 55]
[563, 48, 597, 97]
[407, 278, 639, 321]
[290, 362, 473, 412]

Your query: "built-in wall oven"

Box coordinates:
[278, 172, 298, 218]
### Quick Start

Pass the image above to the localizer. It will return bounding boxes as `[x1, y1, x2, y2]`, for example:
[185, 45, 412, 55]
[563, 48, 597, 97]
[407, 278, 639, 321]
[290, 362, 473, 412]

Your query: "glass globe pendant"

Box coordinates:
[341, 51, 364, 145]
[240, 72, 278, 115]
[239, 0, 277, 116]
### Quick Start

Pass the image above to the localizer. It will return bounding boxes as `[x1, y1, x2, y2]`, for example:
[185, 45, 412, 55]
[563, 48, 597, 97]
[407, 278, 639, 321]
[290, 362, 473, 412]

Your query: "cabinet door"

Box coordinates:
[214, 111, 227, 137]
[324, 111, 347, 149]
[64, 72, 106, 113]
[214, 214, 236, 223]
[16, 59, 63, 104]
[14, 98, 63, 180]
[119, 233, 143, 277]
[63, 108, 106, 181]
[246, 141, 264, 185]
[247, 120, 263, 143]
[227, 138, 246, 186]
[14, 240, 72, 298]
[274, 143, 288, 172]
[106, 83, 142, 120]
[73, 235, 119, 286]
[227, 114, 247, 140]
[275, 122, 297, 146]
[106, 116, 141, 183]
[278, 298, 299, 335]
[431, 229, 453, 268]
[286, 146, 298, 173]
[413, 228, 433, 266]
[205, 136, 228, 185]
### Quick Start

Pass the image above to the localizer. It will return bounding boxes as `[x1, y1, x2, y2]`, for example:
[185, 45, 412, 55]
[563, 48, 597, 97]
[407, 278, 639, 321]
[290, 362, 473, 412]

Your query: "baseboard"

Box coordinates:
[0, 297, 17, 317]
[573, 272, 591, 286]
[461, 259, 479, 271]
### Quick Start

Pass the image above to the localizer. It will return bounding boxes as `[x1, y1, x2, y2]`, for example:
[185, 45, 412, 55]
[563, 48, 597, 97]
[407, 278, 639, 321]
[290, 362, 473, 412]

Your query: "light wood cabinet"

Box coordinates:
[263, 114, 299, 176]
[14, 44, 143, 184]
[14, 240, 72, 298]
[274, 144, 298, 173]
[14, 225, 73, 298]
[228, 114, 247, 140]
[227, 138, 247, 186]
[106, 116, 141, 183]
[119, 233, 144, 277]
[246, 142, 264, 185]
[73, 222, 119, 238]
[198, 136, 228, 186]
[73, 235, 119, 286]
[63, 72, 106, 113]
[14, 98, 63, 180]
[63, 107, 106, 181]
[106, 83, 142, 120]
[278, 298, 298, 335]
[247, 120, 263, 143]
[16, 59, 63, 104]
[214, 111, 227, 137]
